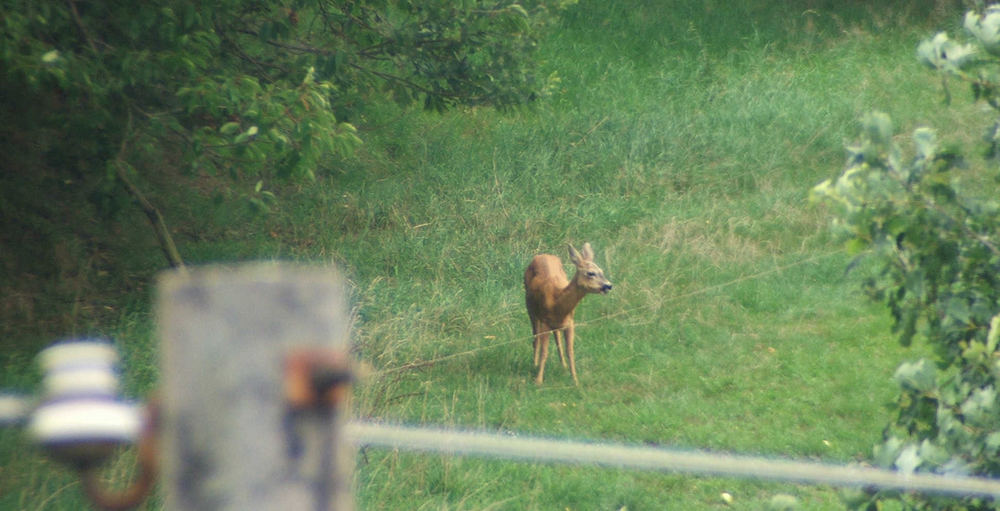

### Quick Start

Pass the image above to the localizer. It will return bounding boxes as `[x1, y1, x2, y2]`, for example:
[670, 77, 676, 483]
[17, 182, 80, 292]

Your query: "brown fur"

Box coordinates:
[524, 243, 612, 384]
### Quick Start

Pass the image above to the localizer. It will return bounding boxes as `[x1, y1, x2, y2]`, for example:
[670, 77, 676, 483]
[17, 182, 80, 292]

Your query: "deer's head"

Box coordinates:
[568, 243, 613, 294]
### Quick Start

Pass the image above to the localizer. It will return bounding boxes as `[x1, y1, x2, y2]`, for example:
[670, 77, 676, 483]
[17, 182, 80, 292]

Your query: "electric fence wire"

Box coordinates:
[348, 421, 1000, 500]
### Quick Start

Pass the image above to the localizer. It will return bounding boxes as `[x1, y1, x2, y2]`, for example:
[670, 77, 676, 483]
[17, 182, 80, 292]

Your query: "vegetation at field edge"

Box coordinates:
[2, 1, 979, 509]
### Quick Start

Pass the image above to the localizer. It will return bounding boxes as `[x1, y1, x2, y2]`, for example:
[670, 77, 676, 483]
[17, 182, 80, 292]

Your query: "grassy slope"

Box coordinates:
[2, 1, 983, 509]
[340, 5, 957, 510]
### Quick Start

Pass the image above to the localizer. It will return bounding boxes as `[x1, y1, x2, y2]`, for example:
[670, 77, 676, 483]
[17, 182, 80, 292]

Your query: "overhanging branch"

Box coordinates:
[114, 110, 185, 269]
[113, 161, 185, 269]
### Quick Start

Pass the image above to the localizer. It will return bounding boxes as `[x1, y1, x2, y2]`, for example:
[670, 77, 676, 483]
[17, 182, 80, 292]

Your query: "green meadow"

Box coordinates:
[3, 1, 986, 509]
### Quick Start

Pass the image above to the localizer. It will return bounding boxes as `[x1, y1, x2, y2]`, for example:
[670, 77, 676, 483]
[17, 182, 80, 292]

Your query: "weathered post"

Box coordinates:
[157, 264, 353, 511]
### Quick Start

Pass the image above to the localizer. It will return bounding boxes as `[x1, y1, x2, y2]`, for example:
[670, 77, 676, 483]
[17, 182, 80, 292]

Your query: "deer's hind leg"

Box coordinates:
[534, 332, 551, 384]
[532, 320, 544, 367]
[533, 320, 552, 384]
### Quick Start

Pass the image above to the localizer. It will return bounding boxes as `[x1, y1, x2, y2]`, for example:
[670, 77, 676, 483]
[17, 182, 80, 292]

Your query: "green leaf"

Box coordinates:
[874, 436, 905, 468]
[508, 4, 529, 18]
[861, 111, 893, 146]
[41, 50, 60, 63]
[986, 314, 1000, 352]
[917, 32, 978, 71]
[268, 128, 290, 146]
[986, 431, 1000, 451]
[960, 386, 996, 422]
[894, 359, 937, 393]
[965, 7, 1000, 56]
[917, 439, 949, 467]
[895, 444, 921, 474]
[233, 126, 258, 145]
[912, 127, 937, 161]
[248, 197, 270, 213]
[219, 122, 241, 135]
[944, 297, 971, 325]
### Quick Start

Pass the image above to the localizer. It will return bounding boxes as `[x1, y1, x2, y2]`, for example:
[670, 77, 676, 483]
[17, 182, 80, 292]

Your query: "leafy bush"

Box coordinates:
[813, 6, 1000, 509]
[1, 0, 569, 266]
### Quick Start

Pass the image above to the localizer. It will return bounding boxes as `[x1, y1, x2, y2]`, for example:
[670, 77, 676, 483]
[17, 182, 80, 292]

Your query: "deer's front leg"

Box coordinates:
[565, 323, 578, 385]
[555, 328, 568, 368]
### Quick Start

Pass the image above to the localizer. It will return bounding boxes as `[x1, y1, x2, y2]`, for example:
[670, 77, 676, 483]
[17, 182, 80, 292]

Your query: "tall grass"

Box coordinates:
[335, 4, 956, 509]
[2, 1, 983, 509]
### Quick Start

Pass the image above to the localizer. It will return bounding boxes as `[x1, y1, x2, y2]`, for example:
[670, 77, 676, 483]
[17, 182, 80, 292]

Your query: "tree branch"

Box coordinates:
[66, 0, 99, 54]
[114, 162, 185, 269]
[115, 111, 185, 269]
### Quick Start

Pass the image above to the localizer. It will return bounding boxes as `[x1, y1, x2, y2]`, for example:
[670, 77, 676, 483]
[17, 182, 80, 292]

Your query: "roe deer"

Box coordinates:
[524, 242, 612, 385]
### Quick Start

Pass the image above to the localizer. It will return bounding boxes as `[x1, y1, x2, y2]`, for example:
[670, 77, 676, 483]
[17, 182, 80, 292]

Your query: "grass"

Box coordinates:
[3, 1, 990, 509]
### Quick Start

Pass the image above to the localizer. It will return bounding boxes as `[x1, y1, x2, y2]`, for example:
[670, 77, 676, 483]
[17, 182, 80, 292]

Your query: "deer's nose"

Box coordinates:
[601, 283, 613, 293]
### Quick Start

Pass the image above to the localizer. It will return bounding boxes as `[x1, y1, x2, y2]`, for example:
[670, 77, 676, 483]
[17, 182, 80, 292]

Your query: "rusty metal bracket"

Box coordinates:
[80, 397, 159, 511]
[284, 349, 353, 410]
[283, 349, 354, 511]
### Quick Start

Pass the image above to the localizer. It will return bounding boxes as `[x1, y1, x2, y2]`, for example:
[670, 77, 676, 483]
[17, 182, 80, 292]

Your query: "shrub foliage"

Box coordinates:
[814, 6, 1000, 509]
[1, 0, 568, 266]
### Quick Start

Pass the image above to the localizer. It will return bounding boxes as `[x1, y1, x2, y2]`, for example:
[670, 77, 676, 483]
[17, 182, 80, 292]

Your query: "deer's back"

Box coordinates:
[524, 254, 568, 291]
[524, 254, 570, 321]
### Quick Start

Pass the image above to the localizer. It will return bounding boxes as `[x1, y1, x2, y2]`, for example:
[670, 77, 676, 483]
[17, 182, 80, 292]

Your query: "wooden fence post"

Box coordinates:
[157, 264, 352, 511]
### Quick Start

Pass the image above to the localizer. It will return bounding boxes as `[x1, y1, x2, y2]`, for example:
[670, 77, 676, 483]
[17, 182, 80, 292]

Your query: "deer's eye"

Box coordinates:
[587, 271, 597, 278]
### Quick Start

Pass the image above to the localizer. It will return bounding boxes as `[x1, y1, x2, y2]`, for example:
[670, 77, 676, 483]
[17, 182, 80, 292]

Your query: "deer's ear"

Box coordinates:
[581, 242, 594, 261]
[568, 244, 583, 265]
